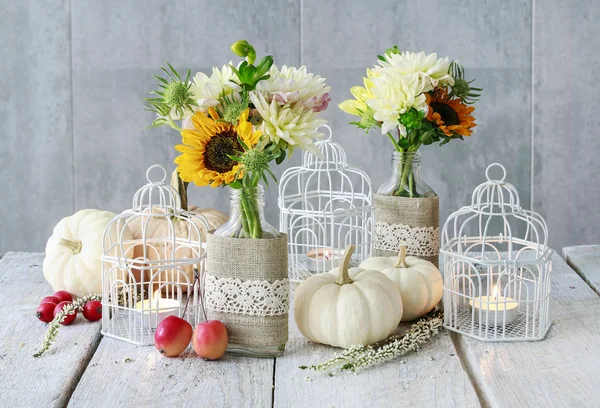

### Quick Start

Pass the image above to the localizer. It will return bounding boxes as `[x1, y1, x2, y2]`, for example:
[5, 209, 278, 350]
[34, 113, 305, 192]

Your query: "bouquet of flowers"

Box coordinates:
[144, 41, 330, 238]
[339, 47, 481, 197]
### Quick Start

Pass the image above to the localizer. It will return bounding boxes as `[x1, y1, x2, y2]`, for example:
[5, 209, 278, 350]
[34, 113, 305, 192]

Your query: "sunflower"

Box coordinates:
[175, 107, 262, 187]
[426, 88, 476, 136]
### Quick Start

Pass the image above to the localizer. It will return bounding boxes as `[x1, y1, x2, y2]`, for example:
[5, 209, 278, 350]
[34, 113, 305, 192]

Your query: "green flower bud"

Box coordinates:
[241, 149, 270, 173]
[164, 81, 190, 108]
[222, 100, 249, 124]
[230, 40, 256, 64]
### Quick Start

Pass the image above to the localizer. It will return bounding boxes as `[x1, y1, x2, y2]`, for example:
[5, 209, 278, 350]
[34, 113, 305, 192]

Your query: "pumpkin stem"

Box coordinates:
[336, 245, 355, 286]
[170, 169, 189, 211]
[58, 238, 82, 255]
[393, 241, 409, 268]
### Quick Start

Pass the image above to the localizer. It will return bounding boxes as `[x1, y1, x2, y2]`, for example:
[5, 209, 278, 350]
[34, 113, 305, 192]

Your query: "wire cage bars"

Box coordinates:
[101, 165, 209, 345]
[441, 163, 553, 341]
[278, 125, 374, 288]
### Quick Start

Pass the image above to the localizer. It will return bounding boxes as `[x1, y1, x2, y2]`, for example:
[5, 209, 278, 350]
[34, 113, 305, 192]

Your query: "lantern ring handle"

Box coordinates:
[485, 163, 506, 182]
[146, 164, 167, 184]
[317, 124, 333, 141]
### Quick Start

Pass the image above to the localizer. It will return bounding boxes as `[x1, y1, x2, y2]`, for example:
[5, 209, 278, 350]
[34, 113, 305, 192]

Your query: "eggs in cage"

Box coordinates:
[101, 165, 210, 345]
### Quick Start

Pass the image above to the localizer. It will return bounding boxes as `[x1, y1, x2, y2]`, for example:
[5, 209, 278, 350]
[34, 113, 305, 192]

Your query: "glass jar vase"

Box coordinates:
[377, 151, 436, 198]
[207, 184, 289, 357]
[374, 151, 440, 266]
[214, 186, 280, 239]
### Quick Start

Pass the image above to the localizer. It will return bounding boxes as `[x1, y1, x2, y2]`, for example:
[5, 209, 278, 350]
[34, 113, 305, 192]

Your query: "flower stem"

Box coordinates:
[168, 114, 182, 132]
[386, 132, 402, 152]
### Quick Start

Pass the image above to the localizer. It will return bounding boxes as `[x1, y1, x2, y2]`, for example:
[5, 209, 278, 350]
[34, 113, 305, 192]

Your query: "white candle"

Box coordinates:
[306, 248, 341, 272]
[469, 286, 519, 326]
[135, 295, 181, 329]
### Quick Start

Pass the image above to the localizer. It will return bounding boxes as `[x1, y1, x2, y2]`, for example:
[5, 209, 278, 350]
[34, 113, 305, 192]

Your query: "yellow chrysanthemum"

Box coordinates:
[175, 108, 262, 187]
[338, 69, 377, 116]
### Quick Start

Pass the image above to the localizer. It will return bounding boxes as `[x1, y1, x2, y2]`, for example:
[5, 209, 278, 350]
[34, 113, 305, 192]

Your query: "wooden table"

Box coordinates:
[2, 248, 600, 408]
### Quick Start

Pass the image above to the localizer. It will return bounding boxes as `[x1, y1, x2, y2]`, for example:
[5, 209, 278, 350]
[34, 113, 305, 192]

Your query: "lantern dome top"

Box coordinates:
[441, 163, 550, 262]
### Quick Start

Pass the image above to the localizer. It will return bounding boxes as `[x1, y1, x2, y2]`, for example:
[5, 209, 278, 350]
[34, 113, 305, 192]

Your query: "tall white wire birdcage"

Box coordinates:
[101, 165, 209, 345]
[278, 125, 374, 288]
[441, 163, 553, 341]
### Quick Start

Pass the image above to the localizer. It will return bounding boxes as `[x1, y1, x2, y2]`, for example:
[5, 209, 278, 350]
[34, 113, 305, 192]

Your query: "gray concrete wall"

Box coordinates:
[1, 0, 597, 252]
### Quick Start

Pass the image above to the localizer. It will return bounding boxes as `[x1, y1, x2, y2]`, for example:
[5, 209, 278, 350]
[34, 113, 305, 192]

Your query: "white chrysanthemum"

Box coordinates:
[367, 71, 428, 135]
[189, 62, 241, 111]
[257, 65, 331, 112]
[250, 92, 326, 156]
[379, 51, 454, 92]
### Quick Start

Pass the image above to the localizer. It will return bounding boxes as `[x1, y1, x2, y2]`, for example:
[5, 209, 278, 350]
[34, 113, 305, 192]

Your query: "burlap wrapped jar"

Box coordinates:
[205, 233, 289, 357]
[373, 195, 439, 267]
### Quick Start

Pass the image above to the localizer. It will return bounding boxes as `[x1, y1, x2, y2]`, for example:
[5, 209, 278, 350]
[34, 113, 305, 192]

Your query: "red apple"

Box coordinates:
[154, 316, 193, 357]
[192, 320, 228, 360]
[53, 291, 73, 303]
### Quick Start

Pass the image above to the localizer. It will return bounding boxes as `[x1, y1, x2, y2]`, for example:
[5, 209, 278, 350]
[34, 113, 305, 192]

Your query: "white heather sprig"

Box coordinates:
[300, 311, 443, 375]
[33, 294, 102, 358]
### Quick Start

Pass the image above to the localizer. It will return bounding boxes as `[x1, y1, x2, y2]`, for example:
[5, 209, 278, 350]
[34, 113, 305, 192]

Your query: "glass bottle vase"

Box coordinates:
[213, 185, 280, 239]
[377, 151, 437, 198]
[207, 184, 288, 357]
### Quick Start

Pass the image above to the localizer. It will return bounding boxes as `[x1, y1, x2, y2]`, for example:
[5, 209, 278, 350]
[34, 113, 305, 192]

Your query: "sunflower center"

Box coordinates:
[203, 130, 242, 173]
[430, 102, 460, 126]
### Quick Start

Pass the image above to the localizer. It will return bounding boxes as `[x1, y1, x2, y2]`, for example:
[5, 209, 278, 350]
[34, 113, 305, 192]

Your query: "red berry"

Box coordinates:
[53, 291, 73, 303]
[36, 302, 57, 323]
[41, 295, 60, 305]
[54, 301, 76, 325]
[83, 300, 102, 321]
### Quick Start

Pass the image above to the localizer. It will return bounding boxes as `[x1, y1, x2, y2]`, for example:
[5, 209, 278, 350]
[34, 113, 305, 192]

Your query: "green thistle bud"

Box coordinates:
[230, 40, 256, 64]
[241, 149, 270, 173]
[164, 81, 190, 108]
[222, 100, 249, 124]
[451, 78, 470, 100]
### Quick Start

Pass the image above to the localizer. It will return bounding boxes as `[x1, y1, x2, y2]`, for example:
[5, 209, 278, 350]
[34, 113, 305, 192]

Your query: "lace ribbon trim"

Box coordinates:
[375, 222, 439, 257]
[204, 274, 289, 316]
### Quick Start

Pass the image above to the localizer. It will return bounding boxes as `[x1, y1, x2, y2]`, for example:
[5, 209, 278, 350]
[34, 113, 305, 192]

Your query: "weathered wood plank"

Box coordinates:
[0, 252, 102, 407]
[455, 254, 600, 407]
[68, 338, 274, 407]
[563, 245, 600, 295]
[273, 311, 481, 408]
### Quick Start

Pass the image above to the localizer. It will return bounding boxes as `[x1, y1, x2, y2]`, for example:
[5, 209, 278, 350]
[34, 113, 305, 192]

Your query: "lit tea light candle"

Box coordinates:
[135, 291, 181, 329]
[306, 248, 341, 272]
[469, 285, 519, 326]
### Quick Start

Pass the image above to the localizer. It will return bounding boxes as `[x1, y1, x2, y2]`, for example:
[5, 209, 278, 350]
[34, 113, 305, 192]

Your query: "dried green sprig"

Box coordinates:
[34, 294, 102, 358]
[300, 310, 444, 375]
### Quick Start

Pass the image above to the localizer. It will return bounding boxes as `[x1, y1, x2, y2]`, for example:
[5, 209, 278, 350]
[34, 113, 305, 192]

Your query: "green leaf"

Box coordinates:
[229, 180, 243, 189]
[275, 149, 286, 165]
[256, 56, 273, 77]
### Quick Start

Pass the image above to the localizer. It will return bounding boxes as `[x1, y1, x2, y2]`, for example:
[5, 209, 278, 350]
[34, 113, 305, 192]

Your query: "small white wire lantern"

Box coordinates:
[278, 125, 374, 287]
[101, 165, 209, 345]
[441, 163, 553, 341]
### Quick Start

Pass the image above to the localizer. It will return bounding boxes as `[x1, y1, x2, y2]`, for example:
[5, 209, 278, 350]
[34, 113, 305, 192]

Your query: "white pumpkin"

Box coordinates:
[43, 209, 132, 298]
[359, 243, 442, 321]
[294, 245, 403, 348]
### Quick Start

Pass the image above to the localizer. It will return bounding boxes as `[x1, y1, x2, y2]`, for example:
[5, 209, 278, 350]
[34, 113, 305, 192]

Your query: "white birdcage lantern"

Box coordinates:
[441, 163, 553, 341]
[278, 126, 374, 287]
[101, 165, 209, 345]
